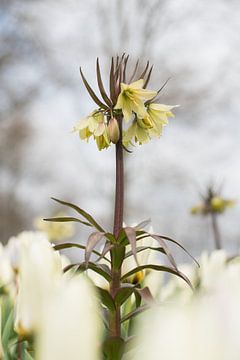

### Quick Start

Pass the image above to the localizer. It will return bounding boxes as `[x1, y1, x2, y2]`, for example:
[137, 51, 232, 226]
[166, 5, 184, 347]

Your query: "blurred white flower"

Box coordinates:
[36, 275, 101, 360]
[130, 280, 240, 360]
[198, 250, 227, 290]
[14, 235, 63, 336]
[5, 231, 48, 272]
[0, 244, 14, 294]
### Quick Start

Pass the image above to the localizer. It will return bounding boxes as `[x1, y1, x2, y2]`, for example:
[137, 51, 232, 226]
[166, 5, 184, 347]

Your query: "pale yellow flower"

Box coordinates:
[74, 111, 110, 150]
[123, 103, 177, 145]
[115, 79, 157, 121]
[123, 120, 150, 145]
[147, 103, 176, 138]
[210, 197, 235, 213]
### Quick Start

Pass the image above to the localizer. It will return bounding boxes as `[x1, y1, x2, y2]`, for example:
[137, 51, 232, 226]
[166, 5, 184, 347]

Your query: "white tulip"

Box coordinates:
[128, 254, 240, 360]
[5, 231, 48, 271]
[36, 275, 101, 360]
[0, 243, 14, 293]
[14, 235, 62, 336]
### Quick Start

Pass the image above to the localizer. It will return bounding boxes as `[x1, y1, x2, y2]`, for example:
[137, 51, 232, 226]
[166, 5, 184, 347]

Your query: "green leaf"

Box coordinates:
[121, 264, 192, 288]
[51, 197, 105, 233]
[111, 245, 125, 270]
[103, 337, 125, 360]
[54, 242, 111, 263]
[114, 285, 135, 307]
[134, 289, 142, 308]
[44, 216, 91, 227]
[77, 262, 112, 282]
[121, 305, 149, 323]
[2, 309, 14, 348]
[96, 287, 116, 311]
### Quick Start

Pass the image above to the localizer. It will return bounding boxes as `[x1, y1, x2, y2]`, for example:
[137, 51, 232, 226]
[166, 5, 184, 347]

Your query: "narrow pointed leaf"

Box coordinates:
[96, 241, 113, 263]
[51, 197, 105, 233]
[85, 231, 105, 265]
[143, 65, 153, 89]
[135, 231, 199, 267]
[135, 287, 155, 305]
[151, 234, 178, 270]
[54, 242, 111, 263]
[139, 60, 149, 79]
[134, 219, 151, 230]
[129, 59, 139, 82]
[146, 77, 171, 105]
[109, 57, 116, 102]
[155, 234, 199, 267]
[96, 287, 116, 311]
[44, 216, 91, 227]
[123, 54, 129, 82]
[125, 246, 165, 259]
[80, 67, 108, 109]
[124, 227, 139, 266]
[121, 305, 149, 323]
[77, 262, 112, 282]
[114, 285, 135, 307]
[121, 264, 193, 289]
[96, 58, 112, 107]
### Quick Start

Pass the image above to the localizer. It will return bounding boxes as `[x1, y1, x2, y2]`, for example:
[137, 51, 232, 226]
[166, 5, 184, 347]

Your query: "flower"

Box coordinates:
[14, 236, 63, 336]
[114, 79, 157, 121]
[74, 111, 110, 150]
[123, 103, 177, 145]
[36, 276, 101, 360]
[0, 244, 14, 294]
[147, 103, 176, 137]
[210, 197, 235, 213]
[191, 196, 235, 215]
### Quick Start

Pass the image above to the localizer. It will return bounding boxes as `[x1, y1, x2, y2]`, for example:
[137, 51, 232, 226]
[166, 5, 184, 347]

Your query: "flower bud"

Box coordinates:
[108, 117, 120, 144]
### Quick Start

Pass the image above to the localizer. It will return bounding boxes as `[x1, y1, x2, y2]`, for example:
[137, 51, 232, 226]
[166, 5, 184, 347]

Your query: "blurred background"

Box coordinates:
[1, 0, 240, 259]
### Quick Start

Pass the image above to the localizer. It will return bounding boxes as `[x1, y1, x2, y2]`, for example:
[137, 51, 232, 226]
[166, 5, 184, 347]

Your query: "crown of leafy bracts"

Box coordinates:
[74, 54, 178, 150]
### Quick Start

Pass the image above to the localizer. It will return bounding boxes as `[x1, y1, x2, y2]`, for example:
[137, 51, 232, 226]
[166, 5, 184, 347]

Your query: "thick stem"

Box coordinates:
[109, 117, 124, 338]
[211, 212, 222, 250]
[113, 128, 124, 238]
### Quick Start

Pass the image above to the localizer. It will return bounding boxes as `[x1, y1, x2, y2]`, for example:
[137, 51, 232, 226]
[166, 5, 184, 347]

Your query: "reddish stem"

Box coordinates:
[109, 116, 124, 338]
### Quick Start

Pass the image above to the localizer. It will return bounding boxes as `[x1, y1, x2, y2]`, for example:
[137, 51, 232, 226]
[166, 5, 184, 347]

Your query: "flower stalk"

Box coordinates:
[110, 115, 124, 338]
[210, 212, 222, 250]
